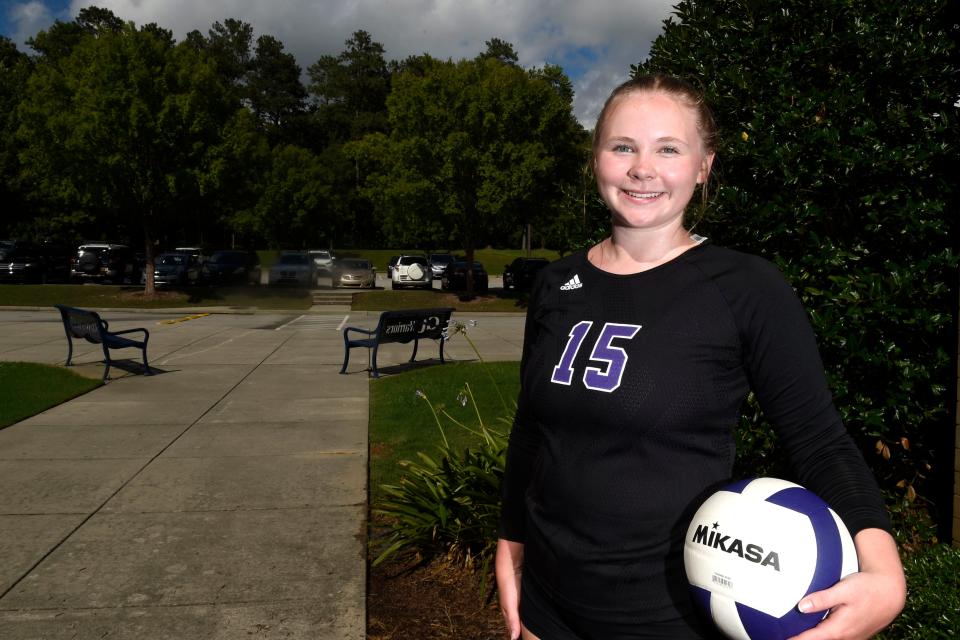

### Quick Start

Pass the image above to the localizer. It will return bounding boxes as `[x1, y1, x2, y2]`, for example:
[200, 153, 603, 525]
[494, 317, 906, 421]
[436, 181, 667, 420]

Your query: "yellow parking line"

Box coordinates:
[158, 313, 211, 325]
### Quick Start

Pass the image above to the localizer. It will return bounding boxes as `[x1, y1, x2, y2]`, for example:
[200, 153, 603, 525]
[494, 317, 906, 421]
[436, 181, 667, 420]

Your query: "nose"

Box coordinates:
[627, 152, 655, 180]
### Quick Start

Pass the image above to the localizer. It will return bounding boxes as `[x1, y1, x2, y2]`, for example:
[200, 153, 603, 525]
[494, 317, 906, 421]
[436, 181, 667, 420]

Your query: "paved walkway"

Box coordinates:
[0, 307, 525, 639]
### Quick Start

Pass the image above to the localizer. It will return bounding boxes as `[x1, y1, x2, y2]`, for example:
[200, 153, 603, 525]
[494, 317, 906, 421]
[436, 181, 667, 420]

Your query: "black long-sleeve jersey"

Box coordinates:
[499, 241, 890, 624]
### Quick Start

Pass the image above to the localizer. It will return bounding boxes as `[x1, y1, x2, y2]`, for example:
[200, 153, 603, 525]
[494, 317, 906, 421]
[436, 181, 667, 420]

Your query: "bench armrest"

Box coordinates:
[343, 326, 376, 338]
[111, 327, 150, 340]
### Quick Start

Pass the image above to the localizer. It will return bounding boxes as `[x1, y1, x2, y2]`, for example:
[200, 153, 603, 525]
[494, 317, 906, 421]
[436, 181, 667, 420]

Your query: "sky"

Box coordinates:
[0, 0, 677, 128]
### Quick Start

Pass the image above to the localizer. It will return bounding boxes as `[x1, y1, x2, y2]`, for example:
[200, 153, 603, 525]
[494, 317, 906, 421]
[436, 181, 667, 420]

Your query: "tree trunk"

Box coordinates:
[143, 224, 156, 296]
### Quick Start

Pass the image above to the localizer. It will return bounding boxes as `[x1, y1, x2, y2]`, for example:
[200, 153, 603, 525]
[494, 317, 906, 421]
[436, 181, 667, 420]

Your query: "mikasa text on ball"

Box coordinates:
[684, 477, 859, 640]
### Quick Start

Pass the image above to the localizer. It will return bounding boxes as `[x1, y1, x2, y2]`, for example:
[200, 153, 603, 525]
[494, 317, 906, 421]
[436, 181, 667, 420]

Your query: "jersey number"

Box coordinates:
[550, 321, 642, 392]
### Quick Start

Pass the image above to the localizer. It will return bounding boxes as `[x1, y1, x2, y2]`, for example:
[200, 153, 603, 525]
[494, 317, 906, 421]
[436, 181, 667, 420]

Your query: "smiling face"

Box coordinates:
[594, 91, 714, 233]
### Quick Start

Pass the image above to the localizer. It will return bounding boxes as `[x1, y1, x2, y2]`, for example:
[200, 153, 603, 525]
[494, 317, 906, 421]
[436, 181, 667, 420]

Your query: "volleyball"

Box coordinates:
[683, 477, 859, 640]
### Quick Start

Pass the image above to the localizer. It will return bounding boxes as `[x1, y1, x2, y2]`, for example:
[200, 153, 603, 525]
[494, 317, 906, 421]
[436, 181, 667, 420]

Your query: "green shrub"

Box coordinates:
[635, 0, 958, 542]
[372, 384, 510, 583]
[877, 544, 960, 639]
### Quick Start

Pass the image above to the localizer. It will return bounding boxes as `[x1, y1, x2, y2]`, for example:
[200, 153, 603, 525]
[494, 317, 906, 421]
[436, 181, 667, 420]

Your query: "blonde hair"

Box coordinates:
[592, 74, 718, 226]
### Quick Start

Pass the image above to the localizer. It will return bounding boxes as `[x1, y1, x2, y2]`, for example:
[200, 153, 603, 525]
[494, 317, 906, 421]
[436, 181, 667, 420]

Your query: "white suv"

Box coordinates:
[390, 255, 432, 289]
[308, 249, 335, 273]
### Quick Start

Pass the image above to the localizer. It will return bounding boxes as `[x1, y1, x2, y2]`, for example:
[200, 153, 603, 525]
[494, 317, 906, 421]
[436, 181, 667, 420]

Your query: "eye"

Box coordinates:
[611, 143, 634, 153]
[660, 145, 680, 155]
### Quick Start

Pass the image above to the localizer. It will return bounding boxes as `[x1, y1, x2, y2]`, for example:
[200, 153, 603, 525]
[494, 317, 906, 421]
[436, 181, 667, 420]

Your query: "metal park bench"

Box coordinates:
[340, 307, 454, 378]
[54, 304, 152, 381]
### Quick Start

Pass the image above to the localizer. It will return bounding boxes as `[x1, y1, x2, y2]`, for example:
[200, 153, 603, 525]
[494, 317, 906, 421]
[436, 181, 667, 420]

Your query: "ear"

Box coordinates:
[697, 153, 715, 184]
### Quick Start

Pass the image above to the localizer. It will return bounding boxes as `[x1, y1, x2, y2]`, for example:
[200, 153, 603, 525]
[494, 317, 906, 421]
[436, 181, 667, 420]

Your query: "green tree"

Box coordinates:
[307, 30, 392, 246]
[197, 18, 253, 95]
[479, 37, 519, 65]
[24, 19, 84, 61]
[17, 22, 238, 293]
[349, 52, 584, 293]
[238, 144, 339, 248]
[634, 0, 958, 536]
[0, 37, 32, 238]
[247, 34, 306, 144]
[308, 30, 390, 141]
[74, 5, 124, 35]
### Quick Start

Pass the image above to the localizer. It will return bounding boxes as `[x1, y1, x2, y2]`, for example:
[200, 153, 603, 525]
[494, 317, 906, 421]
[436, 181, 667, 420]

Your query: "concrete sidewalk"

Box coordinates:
[0, 307, 524, 639]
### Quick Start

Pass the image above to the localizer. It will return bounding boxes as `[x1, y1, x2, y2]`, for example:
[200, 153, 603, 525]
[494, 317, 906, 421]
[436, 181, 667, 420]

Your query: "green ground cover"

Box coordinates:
[368, 360, 520, 506]
[0, 362, 101, 429]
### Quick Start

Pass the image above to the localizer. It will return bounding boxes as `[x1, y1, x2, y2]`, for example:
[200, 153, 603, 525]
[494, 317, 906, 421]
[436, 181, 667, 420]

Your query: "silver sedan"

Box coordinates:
[331, 259, 375, 288]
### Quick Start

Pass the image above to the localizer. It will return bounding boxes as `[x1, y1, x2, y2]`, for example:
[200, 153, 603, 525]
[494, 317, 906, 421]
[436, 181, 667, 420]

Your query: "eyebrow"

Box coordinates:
[654, 136, 690, 146]
[605, 135, 691, 147]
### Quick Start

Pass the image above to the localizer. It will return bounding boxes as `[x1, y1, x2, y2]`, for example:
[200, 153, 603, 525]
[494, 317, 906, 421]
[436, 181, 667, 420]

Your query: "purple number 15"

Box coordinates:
[550, 321, 642, 392]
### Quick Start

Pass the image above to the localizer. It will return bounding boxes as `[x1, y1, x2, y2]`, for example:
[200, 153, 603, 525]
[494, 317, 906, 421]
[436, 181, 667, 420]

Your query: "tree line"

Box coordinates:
[1, 7, 596, 276]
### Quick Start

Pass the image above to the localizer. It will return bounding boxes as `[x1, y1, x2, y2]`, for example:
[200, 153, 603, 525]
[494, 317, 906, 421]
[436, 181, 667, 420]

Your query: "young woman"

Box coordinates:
[496, 74, 905, 640]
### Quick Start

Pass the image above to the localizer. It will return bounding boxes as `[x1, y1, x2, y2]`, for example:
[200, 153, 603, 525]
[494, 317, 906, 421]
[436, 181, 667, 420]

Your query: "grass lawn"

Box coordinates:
[368, 361, 520, 506]
[0, 362, 101, 429]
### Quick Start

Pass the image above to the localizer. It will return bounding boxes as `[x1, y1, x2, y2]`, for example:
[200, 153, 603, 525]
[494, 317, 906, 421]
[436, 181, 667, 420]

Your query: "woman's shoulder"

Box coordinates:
[537, 250, 586, 282]
[687, 242, 789, 287]
[682, 243, 806, 318]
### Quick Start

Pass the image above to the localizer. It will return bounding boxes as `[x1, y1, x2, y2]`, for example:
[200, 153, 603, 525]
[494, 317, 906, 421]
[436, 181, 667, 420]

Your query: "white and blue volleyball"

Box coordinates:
[684, 477, 858, 640]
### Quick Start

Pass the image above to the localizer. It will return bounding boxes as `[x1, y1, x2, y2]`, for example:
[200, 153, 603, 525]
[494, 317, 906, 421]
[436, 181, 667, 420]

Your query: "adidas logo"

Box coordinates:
[560, 274, 583, 291]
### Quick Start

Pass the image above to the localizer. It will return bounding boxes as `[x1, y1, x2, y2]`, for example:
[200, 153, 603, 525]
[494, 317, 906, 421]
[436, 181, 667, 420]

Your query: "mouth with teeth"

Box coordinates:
[623, 190, 664, 201]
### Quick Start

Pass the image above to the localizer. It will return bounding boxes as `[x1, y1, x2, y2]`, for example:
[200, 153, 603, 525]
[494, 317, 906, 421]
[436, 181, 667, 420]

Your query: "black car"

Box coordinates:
[441, 260, 489, 293]
[0, 241, 72, 284]
[150, 252, 202, 287]
[71, 243, 137, 283]
[503, 257, 550, 290]
[202, 250, 262, 285]
[428, 252, 455, 279]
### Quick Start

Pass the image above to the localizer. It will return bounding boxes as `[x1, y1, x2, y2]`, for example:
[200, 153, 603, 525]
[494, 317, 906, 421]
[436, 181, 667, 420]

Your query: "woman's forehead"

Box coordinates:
[603, 91, 701, 138]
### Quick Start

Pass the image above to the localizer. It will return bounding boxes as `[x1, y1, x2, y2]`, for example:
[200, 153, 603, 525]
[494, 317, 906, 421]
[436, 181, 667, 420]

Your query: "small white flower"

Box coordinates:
[457, 391, 468, 407]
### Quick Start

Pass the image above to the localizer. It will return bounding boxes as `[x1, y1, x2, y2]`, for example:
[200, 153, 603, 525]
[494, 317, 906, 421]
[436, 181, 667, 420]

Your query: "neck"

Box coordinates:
[590, 225, 697, 274]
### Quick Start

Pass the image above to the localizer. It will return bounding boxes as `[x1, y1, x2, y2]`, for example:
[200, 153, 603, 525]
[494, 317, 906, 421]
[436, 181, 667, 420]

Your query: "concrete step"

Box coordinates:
[311, 290, 355, 305]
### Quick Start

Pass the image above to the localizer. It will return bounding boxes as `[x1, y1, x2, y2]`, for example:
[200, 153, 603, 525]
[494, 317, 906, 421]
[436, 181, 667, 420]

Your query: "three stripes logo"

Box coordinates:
[560, 274, 583, 291]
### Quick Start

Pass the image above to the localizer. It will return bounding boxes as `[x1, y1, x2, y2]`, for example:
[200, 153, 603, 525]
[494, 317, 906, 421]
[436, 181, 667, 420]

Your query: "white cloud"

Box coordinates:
[61, 0, 676, 126]
[7, 1, 55, 45]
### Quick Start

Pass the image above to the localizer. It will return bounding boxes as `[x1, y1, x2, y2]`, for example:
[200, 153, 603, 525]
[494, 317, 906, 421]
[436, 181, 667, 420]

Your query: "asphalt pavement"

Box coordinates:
[0, 304, 525, 639]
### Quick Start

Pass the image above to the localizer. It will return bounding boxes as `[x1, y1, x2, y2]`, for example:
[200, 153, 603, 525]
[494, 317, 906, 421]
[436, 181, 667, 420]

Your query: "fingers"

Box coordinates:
[797, 590, 835, 615]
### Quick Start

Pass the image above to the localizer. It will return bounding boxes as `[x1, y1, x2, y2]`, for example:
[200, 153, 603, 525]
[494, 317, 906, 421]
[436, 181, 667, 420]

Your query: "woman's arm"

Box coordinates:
[496, 538, 526, 640]
[790, 528, 905, 639]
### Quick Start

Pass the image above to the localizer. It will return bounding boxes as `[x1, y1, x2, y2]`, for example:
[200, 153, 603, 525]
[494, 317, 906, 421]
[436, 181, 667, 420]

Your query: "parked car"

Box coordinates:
[148, 252, 202, 287]
[0, 241, 72, 284]
[308, 249, 335, 273]
[386, 255, 400, 280]
[441, 260, 489, 293]
[390, 254, 432, 289]
[331, 258, 375, 288]
[174, 246, 208, 264]
[428, 252, 455, 279]
[268, 252, 315, 286]
[503, 257, 550, 290]
[71, 243, 137, 283]
[202, 250, 261, 285]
